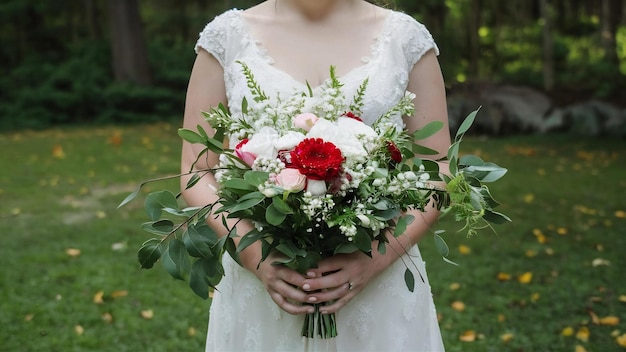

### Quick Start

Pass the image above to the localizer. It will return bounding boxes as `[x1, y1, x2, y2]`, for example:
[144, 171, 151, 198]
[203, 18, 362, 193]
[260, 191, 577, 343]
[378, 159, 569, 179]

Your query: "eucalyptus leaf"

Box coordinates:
[483, 209, 512, 224]
[244, 170, 270, 186]
[144, 190, 179, 221]
[455, 109, 479, 140]
[189, 259, 210, 299]
[117, 187, 140, 209]
[272, 196, 294, 214]
[185, 173, 203, 190]
[404, 268, 415, 292]
[222, 178, 256, 192]
[334, 243, 359, 254]
[434, 234, 450, 257]
[266, 204, 287, 226]
[459, 154, 485, 166]
[161, 239, 190, 281]
[140, 219, 174, 236]
[413, 121, 443, 140]
[178, 128, 207, 145]
[137, 238, 163, 269]
[412, 144, 440, 156]
[394, 215, 415, 237]
[237, 229, 264, 253]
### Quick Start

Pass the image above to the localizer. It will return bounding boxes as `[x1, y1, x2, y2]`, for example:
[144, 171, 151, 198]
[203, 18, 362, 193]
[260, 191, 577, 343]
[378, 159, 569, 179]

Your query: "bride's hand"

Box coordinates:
[249, 252, 315, 315]
[300, 250, 392, 314]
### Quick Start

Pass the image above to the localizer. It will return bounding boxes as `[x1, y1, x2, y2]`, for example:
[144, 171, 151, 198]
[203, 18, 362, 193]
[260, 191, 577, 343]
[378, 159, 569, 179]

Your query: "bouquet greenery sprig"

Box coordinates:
[118, 62, 510, 339]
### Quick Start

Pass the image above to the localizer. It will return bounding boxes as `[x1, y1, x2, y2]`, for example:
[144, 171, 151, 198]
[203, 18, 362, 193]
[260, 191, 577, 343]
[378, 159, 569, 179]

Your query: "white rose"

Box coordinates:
[242, 127, 279, 159]
[275, 131, 306, 151]
[306, 117, 377, 158]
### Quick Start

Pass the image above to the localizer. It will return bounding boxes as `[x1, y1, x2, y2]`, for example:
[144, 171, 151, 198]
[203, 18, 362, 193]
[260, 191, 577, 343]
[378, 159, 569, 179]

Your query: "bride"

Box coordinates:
[181, 0, 450, 350]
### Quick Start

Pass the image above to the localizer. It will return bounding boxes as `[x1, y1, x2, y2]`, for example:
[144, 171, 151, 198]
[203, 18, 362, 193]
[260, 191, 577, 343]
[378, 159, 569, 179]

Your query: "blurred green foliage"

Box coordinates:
[0, 0, 624, 131]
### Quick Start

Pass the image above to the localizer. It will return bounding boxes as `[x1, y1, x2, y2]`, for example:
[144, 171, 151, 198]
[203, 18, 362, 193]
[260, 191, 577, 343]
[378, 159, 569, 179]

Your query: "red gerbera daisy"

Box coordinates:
[290, 138, 344, 181]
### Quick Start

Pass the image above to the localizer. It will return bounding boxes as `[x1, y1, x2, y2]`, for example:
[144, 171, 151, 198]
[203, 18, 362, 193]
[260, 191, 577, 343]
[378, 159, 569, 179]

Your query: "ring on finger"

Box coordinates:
[348, 281, 354, 291]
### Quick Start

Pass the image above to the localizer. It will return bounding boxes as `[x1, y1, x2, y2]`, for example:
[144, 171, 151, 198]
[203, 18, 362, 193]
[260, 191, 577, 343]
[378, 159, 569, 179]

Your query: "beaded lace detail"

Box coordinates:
[197, 9, 444, 351]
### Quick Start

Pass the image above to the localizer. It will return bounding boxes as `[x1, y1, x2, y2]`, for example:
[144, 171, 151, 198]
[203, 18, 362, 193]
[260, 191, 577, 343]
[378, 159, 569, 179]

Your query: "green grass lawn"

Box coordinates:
[1, 124, 624, 351]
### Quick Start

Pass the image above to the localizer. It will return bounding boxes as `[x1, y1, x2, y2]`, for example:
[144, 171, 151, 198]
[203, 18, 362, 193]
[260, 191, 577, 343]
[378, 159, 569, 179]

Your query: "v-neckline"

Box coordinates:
[235, 10, 393, 90]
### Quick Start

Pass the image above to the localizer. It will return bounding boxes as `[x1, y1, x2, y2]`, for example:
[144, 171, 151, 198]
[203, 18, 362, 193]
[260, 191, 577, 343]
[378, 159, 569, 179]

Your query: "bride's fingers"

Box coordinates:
[305, 281, 353, 304]
[269, 290, 315, 315]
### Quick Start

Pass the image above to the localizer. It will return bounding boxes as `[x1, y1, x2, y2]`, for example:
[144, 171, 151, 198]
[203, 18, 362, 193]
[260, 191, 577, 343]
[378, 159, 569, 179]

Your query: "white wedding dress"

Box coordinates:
[196, 8, 445, 352]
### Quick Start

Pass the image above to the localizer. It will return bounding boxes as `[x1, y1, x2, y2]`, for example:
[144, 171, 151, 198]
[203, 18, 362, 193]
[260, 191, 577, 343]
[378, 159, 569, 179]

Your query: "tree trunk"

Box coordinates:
[108, 0, 151, 85]
[540, 0, 555, 91]
[601, 0, 622, 66]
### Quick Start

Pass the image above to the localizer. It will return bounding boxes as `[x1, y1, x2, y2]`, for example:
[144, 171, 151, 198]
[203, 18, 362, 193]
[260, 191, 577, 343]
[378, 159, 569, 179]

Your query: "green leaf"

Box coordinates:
[144, 190, 179, 221]
[377, 240, 387, 255]
[227, 195, 266, 213]
[161, 239, 190, 281]
[222, 178, 257, 192]
[185, 173, 203, 189]
[266, 203, 287, 226]
[404, 268, 415, 292]
[455, 108, 479, 141]
[434, 233, 450, 257]
[178, 128, 207, 145]
[189, 259, 210, 299]
[394, 215, 415, 237]
[137, 238, 163, 269]
[413, 121, 443, 140]
[140, 220, 174, 235]
[272, 196, 294, 214]
[237, 229, 264, 253]
[243, 171, 270, 186]
[334, 243, 359, 254]
[117, 187, 140, 209]
[459, 154, 485, 167]
[483, 209, 512, 224]
[183, 223, 218, 258]
[374, 208, 401, 221]
[412, 144, 440, 156]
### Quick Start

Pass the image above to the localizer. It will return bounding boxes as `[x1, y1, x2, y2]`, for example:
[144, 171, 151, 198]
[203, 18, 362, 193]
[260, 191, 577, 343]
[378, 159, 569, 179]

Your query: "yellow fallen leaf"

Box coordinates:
[545, 247, 554, 255]
[96, 211, 106, 219]
[11, 208, 21, 215]
[562, 326, 574, 336]
[24, 314, 34, 322]
[523, 194, 535, 203]
[556, 227, 568, 235]
[598, 316, 620, 326]
[451, 301, 466, 312]
[518, 272, 533, 284]
[588, 309, 600, 324]
[449, 283, 461, 291]
[188, 326, 197, 337]
[617, 333, 626, 347]
[111, 290, 128, 298]
[615, 210, 626, 218]
[592, 258, 611, 267]
[141, 309, 154, 320]
[459, 330, 476, 342]
[93, 291, 104, 304]
[65, 248, 81, 257]
[74, 325, 84, 336]
[52, 145, 65, 159]
[497, 272, 512, 281]
[531, 292, 540, 302]
[501, 332, 514, 343]
[108, 131, 123, 146]
[458, 245, 471, 254]
[102, 312, 113, 323]
[619, 295, 626, 303]
[575, 345, 588, 352]
[497, 314, 506, 323]
[525, 250, 537, 258]
[576, 326, 590, 342]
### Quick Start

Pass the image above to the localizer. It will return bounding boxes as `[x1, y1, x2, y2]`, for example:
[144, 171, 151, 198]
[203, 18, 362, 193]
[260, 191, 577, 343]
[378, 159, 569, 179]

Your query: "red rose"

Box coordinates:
[290, 138, 344, 181]
[386, 141, 402, 163]
[343, 111, 363, 122]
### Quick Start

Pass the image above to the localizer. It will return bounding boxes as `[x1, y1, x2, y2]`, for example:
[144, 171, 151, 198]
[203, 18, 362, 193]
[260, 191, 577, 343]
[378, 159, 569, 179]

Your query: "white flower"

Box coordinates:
[357, 214, 371, 227]
[275, 131, 305, 151]
[306, 117, 377, 158]
[306, 179, 327, 197]
[242, 127, 279, 159]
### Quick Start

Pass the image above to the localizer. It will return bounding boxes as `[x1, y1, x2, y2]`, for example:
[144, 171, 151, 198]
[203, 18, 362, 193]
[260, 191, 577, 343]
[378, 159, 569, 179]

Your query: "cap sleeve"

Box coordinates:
[395, 13, 439, 69]
[194, 9, 240, 67]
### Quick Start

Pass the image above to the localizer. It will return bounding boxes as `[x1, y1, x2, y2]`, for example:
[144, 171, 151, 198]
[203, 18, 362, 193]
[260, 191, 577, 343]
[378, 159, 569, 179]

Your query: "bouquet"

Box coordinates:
[119, 61, 509, 339]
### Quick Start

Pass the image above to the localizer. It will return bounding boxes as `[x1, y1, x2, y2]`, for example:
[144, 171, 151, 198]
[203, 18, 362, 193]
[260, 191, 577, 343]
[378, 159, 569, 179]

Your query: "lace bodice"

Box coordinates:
[195, 9, 438, 127]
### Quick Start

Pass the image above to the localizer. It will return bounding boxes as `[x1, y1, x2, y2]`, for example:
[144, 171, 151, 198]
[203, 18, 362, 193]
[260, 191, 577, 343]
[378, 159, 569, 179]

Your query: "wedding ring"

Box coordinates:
[348, 282, 354, 290]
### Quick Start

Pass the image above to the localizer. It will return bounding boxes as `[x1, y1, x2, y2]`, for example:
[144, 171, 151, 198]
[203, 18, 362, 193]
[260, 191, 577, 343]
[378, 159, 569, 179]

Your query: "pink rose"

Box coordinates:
[275, 168, 307, 193]
[293, 113, 319, 132]
[235, 139, 256, 167]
